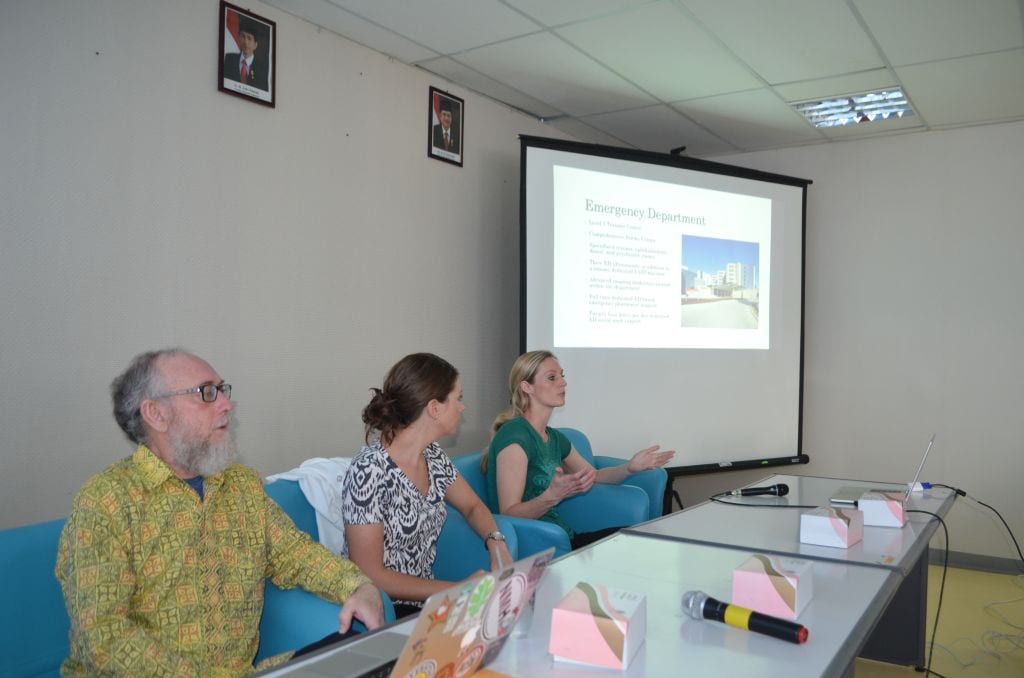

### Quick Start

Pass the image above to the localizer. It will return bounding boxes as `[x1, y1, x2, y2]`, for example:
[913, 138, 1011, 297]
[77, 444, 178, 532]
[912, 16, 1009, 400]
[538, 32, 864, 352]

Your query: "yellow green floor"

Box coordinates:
[855, 566, 1023, 678]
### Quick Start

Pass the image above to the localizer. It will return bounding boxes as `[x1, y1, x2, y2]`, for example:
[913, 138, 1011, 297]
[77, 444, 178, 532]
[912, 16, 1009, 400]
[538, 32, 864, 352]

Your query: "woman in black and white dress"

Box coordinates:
[342, 353, 511, 619]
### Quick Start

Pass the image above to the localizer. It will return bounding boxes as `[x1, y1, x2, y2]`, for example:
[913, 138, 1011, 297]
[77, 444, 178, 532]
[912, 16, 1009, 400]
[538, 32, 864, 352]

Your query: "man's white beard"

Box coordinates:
[169, 413, 239, 477]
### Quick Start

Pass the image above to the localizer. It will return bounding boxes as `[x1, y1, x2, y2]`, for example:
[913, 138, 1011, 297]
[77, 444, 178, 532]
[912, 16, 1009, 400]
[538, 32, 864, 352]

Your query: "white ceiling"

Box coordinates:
[264, 0, 1024, 158]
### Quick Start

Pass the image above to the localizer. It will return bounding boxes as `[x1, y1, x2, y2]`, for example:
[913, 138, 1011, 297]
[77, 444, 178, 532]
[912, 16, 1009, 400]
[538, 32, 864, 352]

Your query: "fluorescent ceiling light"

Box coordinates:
[792, 89, 915, 129]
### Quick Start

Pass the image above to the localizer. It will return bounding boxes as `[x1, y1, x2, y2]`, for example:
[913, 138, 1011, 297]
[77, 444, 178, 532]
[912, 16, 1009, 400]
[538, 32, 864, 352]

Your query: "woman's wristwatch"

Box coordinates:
[485, 531, 506, 548]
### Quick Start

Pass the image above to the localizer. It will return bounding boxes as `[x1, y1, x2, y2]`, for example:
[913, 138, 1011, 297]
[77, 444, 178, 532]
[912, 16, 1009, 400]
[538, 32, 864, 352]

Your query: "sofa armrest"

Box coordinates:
[500, 515, 571, 559]
[593, 456, 668, 520]
[558, 484, 649, 534]
[435, 512, 519, 580]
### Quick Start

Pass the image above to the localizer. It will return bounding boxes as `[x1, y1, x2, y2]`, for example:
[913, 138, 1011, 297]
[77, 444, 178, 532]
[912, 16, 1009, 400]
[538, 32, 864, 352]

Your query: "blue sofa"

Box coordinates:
[452, 427, 656, 559]
[559, 427, 669, 521]
[0, 492, 399, 677]
[262, 479, 519, 609]
[0, 519, 68, 678]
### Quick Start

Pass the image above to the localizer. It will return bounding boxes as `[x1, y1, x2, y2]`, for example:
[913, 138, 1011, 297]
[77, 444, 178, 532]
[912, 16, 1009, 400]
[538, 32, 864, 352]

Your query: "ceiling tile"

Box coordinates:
[679, 0, 883, 83]
[455, 32, 656, 116]
[817, 114, 924, 140]
[897, 50, 1024, 127]
[853, 0, 1023, 66]
[417, 57, 563, 118]
[504, 0, 658, 27]
[582, 104, 736, 156]
[773, 69, 896, 103]
[265, 0, 440, 62]
[674, 89, 824, 151]
[557, 2, 762, 101]
[541, 117, 632, 147]
[326, 0, 541, 54]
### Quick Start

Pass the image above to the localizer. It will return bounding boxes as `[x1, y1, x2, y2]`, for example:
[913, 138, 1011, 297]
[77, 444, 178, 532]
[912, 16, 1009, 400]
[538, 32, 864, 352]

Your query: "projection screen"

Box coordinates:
[521, 136, 810, 472]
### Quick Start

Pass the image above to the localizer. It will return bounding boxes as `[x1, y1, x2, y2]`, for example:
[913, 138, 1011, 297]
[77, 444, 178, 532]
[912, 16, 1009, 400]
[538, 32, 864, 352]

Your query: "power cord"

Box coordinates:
[914, 486, 1024, 672]
[927, 483, 1024, 570]
[708, 493, 818, 509]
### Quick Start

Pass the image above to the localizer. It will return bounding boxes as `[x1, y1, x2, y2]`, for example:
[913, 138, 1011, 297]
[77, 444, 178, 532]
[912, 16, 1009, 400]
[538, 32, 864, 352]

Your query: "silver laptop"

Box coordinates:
[830, 434, 935, 507]
[278, 547, 555, 678]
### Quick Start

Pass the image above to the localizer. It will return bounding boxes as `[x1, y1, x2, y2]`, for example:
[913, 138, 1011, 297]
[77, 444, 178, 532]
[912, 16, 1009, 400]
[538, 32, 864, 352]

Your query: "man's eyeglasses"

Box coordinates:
[152, 382, 232, 403]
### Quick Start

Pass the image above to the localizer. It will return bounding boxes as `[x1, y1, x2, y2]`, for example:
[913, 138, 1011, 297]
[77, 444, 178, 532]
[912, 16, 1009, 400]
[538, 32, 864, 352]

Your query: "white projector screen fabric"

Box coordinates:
[521, 137, 810, 472]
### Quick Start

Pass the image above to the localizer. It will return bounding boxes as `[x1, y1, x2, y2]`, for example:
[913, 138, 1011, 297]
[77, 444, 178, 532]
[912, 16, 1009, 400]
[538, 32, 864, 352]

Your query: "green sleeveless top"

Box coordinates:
[486, 417, 573, 537]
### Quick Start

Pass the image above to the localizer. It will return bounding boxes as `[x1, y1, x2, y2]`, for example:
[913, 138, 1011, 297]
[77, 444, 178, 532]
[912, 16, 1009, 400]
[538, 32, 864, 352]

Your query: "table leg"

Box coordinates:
[859, 551, 927, 667]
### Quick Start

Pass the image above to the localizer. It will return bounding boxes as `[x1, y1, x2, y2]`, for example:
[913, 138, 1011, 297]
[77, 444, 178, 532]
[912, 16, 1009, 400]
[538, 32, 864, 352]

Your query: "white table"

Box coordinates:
[261, 533, 900, 678]
[486, 533, 899, 678]
[625, 473, 955, 666]
[260, 473, 953, 676]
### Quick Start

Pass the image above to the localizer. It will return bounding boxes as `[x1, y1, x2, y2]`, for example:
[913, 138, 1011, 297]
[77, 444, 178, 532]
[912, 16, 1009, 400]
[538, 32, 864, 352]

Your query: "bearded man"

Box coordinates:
[56, 349, 381, 676]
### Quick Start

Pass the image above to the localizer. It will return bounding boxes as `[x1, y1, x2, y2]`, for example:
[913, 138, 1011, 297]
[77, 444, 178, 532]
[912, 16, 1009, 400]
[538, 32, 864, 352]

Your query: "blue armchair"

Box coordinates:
[261, 479, 514, 623]
[0, 503, 393, 677]
[452, 451, 572, 558]
[452, 446, 649, 559]
[0, 518, 68, 678]
[558, 427, 669, 520]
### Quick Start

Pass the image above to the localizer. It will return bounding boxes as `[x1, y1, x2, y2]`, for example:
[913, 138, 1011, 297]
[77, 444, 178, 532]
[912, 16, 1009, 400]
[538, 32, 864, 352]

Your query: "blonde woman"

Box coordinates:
[482, 350, 674, 549]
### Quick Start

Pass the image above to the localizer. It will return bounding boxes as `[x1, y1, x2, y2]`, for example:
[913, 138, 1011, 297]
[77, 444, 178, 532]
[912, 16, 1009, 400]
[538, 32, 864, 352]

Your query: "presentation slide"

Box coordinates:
[552, 165, 771, 350]
[522, 138, 809, 471]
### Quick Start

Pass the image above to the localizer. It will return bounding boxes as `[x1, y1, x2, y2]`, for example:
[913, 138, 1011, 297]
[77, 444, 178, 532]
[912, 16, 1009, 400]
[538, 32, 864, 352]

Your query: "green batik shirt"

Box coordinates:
[486, 417, 574, 537]
[56, 445, 371, 677]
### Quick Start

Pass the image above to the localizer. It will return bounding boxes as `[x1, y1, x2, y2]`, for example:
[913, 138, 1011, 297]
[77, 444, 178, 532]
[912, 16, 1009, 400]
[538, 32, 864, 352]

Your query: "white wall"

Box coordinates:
[0, 0, 568, 528]
[677, 121, 1024, 562]
[4, 1, 1021, 563]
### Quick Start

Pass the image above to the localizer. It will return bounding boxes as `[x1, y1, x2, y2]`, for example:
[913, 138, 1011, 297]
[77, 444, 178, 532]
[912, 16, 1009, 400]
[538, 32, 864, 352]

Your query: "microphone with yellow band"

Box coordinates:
[681, 590, 809, 644]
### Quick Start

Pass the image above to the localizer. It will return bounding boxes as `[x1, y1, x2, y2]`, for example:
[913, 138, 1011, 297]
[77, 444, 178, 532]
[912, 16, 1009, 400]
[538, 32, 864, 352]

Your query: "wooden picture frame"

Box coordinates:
[428, 87, 464, 167]
[218, 1, 276, 107]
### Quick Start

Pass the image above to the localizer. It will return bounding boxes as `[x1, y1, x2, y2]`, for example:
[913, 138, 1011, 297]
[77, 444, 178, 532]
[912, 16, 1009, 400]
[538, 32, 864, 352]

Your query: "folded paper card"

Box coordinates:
[549, 582, 646, 670]
[800, 506, 864, 548]
[732, 554, 813, 620]
[859, 491, 907, 528]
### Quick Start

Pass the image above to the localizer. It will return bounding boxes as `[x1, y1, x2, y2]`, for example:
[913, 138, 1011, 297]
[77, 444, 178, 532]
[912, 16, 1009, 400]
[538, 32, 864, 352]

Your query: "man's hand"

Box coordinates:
[338, 582, 384, 633]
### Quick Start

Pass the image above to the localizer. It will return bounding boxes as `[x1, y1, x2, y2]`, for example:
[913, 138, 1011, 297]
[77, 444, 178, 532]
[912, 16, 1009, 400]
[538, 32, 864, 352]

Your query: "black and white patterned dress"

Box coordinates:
[341, 441, 457, 606]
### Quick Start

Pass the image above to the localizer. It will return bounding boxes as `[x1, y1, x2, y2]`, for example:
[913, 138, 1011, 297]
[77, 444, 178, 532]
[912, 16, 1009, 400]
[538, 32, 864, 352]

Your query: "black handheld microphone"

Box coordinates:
[681, 590, 808, 644]
[728, 483, 789, 497]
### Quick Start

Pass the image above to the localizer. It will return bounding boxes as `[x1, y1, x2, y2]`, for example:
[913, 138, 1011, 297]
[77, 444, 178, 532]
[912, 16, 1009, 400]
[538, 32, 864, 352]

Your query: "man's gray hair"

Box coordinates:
[110, 348, 186, 444]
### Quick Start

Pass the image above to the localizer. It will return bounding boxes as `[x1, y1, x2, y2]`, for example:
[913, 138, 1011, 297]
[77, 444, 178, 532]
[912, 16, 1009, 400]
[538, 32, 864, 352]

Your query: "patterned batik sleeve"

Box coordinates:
[263, 487, 370, 605]
[56, 485, 213, 676]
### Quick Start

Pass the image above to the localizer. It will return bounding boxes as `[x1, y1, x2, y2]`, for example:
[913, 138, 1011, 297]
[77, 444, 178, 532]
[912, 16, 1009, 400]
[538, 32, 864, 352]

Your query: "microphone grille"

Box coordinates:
[777, 483, 790, 496]
[680, 590, 706, 620]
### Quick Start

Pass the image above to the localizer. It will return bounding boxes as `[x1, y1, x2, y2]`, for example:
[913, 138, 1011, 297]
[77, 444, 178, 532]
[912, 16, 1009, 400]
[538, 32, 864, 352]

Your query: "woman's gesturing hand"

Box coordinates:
[626, 445, 675, 473]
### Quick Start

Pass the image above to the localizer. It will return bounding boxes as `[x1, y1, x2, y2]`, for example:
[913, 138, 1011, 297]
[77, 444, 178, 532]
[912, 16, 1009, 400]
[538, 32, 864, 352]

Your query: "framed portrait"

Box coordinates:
[428, 87, 464, 167]
[218, 1, 276, 107]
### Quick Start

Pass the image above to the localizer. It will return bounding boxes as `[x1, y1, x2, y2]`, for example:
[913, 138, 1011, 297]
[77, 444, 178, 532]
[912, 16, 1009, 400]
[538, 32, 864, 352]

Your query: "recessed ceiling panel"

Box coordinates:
[505, 0, 656, 27]
[583, 104, 735, 156]
[853, 0, 1023, 66]
[674, 89, 823, 151]
[418, 58, 563, 118]
[456, 32, 656, 116]
[328, 0, 541, 54]
[557, 2, 762, 101]
[264, 0, 440, 62]
[817, 114, 923, 140]
[897, 51, 1024, 127]
[679, 0, 883, 83]
[541, 117, 632, 148]
[774, 69, 896, 104]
